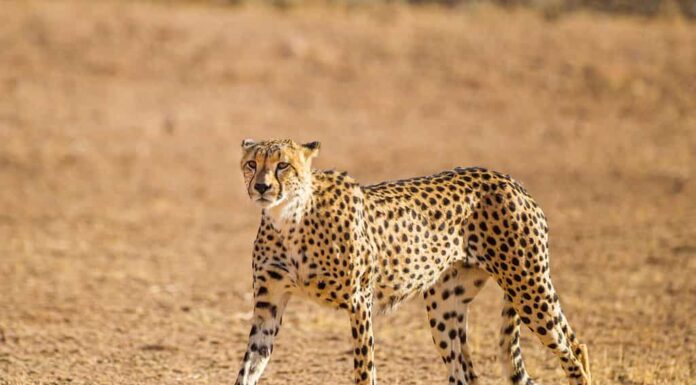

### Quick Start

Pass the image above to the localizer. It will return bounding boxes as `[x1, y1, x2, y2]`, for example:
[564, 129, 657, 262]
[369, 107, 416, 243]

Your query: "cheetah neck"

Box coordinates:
[263, 184, 313, 235]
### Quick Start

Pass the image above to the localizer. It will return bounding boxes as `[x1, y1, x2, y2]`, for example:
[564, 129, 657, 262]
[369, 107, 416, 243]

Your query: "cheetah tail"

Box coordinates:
[579, 343, 591, 384]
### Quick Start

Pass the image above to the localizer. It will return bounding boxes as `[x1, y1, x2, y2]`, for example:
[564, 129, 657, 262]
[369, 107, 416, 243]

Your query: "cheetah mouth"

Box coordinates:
[251, 192, 284, 208]
[254, 197, 277, 207]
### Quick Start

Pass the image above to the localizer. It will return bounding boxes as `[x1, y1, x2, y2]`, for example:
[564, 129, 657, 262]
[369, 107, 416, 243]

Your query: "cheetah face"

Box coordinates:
[240, 139, 320, 209]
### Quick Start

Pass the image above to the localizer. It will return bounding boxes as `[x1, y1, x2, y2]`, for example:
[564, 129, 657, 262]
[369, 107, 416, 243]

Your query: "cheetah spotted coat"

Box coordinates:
[234, 139, 591, 385]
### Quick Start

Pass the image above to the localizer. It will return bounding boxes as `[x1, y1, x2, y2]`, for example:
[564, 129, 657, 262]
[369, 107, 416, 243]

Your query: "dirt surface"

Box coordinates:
[0, 1, 695, 384]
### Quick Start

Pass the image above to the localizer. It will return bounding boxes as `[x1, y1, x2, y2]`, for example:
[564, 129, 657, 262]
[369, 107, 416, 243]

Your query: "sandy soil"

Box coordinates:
[0, 1, 695, 384]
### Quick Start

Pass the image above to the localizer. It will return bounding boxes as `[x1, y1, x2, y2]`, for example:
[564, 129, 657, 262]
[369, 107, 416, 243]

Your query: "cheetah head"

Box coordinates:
[240, 138, 320, 209]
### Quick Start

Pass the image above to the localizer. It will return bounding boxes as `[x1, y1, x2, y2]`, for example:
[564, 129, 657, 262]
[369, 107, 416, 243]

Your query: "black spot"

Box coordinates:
[267, 271, 283, 280]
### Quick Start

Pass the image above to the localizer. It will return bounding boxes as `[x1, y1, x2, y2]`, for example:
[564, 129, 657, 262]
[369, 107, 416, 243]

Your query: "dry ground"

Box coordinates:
[1, 1, 695, 384]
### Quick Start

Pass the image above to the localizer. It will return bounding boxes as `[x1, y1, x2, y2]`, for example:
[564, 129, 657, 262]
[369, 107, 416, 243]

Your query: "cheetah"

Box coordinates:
[235, 138, 591, 385]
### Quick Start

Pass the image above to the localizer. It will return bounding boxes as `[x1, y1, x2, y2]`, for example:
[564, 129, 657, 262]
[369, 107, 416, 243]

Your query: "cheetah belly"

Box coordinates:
[289, 249, 354, 310]
[371, 248, 464, 313]
[369, 221, 470, 313]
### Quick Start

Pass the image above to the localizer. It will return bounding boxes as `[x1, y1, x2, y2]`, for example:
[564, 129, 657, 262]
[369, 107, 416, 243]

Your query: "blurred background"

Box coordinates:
[0, 1, 694, 384]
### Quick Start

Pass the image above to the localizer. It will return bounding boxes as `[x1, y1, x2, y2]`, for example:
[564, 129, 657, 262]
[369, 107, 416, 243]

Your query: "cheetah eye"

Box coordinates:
[277, 162, 290, 171]
[245, 161, 256, 170]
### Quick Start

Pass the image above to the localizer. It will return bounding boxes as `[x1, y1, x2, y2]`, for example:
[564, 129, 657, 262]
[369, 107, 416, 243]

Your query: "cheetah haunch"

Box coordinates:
[235, 139, 591, 385]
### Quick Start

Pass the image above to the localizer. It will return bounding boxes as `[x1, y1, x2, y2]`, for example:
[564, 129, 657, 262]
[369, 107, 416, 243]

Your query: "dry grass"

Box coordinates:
[0, 1, 694, 385]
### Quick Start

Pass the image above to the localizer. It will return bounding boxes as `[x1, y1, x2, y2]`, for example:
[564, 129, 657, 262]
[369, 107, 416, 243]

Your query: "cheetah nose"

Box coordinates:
[254, 183, 271, 194]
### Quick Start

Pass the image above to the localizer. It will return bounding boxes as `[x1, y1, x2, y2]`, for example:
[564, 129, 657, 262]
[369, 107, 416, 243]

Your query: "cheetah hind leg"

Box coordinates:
[559, 311, 591, 383]
[507, 283, 590, 385]
[499, 300, 538, 385]
[424, 264, 489, 385]
[558, 310, 592, 385]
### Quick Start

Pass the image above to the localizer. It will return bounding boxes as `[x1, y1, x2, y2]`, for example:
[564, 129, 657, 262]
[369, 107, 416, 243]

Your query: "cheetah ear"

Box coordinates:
[301, 141, 320, 160]
[241, 138, 256, 151]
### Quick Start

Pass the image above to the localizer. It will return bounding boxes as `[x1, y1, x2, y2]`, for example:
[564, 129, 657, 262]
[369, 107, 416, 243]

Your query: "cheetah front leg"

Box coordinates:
[348, 289, 376, 385]
[234, 284, 290, 385]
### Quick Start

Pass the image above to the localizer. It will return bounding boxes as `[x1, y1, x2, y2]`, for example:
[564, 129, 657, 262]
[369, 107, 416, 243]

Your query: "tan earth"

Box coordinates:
[0, 1, 695, 385]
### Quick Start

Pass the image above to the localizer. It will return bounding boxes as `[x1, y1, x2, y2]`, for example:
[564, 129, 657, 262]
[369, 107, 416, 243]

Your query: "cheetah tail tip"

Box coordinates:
[579, 343, 591, 384]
